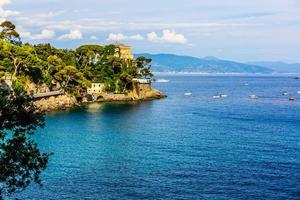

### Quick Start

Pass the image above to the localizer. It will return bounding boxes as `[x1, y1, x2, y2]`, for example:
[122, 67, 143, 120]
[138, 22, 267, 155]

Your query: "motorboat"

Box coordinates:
[155, 79, 170, 83]
[249, 95, 259, 100]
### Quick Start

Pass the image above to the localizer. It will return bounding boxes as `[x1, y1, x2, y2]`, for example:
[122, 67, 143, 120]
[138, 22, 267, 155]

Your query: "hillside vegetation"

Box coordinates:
[0, 21, 153, 97]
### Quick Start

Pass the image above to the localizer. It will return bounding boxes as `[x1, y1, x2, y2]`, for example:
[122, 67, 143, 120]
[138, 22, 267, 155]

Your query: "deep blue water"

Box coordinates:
[17, 75, 300, 200]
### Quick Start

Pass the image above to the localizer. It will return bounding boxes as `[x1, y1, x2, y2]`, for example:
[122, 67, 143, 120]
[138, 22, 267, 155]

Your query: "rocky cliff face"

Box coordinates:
[34, 95, 77, 112]
[34, 87, 166, 112]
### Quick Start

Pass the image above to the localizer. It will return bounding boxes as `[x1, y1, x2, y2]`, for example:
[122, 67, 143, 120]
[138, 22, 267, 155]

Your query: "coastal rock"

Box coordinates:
[34, 95, 78, 112]
[34, 87, 166, 112]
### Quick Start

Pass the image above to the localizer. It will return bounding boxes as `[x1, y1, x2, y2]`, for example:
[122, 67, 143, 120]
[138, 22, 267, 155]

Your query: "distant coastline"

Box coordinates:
[153, 72, 300, 77]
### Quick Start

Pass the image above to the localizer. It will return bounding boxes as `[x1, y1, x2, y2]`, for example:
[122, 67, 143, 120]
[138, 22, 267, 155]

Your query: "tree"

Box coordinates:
[136, 56, 153, 78]
[54, 65, 90, 95]
[0, 41, 42, 80]
[0, 21, 21, 45]
[0, 88, 51, 199]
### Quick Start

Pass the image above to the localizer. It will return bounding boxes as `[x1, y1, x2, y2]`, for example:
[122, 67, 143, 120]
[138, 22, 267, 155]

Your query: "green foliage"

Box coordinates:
[0, 22, 154, 95]
[0, 21, 21, 45]
[0, 89, 51, 199]
[136, 56, 153, 78]
[12, 78, 25, 95]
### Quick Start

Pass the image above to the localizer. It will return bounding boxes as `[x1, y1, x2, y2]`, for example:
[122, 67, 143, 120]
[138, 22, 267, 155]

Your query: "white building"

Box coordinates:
[87, 83, 105, 94]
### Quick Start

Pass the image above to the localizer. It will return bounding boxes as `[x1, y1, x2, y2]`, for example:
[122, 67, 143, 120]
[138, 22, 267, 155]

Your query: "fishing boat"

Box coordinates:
[289, 97, 296, 101]
[184, 92, 192, 96]
[249, 95, 259, 100]
[282, 91, 288, 96]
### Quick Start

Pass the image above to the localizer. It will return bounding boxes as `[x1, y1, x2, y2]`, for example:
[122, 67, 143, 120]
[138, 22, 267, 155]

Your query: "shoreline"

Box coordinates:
[153, 72, 299, 77]
[34, 88, 166, 113]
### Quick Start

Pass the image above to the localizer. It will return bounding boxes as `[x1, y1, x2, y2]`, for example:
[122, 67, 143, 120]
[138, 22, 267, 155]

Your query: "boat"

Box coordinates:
[220, 94, 228, 98]
[184, 92, 192, 96]
[282, 91, 288, 96]
[297, 91, 300, 94]
[289, 97, 296, 101]
[295, 76, 300, 79]
[213, 94, 228, 99]
[249, 95, 259, 100]
[155, 79, 170, 83]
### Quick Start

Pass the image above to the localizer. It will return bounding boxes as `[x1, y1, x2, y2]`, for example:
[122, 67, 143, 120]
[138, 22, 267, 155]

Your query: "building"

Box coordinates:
[87, 83, 105, 95]
[132, 78, 152, 97]
[115, 44, 134, 60]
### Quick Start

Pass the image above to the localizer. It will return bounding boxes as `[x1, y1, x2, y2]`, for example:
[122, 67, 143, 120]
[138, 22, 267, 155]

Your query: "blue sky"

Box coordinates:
[1, 0, 300, 62]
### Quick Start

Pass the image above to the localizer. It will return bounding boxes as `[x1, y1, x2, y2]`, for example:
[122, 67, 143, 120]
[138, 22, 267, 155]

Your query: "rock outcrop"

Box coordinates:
[34, 87, 166, 112]
[34, 95, 77, 112]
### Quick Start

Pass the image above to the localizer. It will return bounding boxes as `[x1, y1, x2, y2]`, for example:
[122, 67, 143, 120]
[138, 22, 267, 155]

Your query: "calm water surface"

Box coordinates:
[17, 76, 300, 200]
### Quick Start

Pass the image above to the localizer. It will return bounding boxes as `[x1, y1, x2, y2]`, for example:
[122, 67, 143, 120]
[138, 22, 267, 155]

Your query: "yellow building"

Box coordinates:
[115, 44, 134, 60]
[87, 83, 105, 95]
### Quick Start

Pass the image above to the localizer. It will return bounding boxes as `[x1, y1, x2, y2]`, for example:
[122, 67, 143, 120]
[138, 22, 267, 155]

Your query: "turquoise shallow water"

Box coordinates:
[17, 75, 300, 200]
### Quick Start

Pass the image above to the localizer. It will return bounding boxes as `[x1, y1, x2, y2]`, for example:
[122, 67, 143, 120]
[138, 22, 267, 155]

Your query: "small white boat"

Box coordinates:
[155, 79, 170, 83]
[220, 94, 228, 98]
[213, 94, 228, 99]
[297, 91, 300, 94]
[282, 91, 288, 96]
[249, 95, 258, 100]
[184, 92, 192, 96]
[289, 97, 296, 101]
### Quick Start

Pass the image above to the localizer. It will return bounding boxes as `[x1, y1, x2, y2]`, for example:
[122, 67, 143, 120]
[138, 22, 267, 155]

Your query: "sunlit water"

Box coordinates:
[17, 75, 300, 199]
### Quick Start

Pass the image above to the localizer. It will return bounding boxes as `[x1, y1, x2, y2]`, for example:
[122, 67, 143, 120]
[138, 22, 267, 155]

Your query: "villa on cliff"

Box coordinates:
[115, 44, 134, 60]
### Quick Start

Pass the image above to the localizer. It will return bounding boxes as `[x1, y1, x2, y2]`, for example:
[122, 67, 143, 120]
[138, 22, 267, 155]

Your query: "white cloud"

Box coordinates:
[106, 33, 144, 42]
[106, 33, 126, 41]
[0, 0, 19, 21]
[21, 29, 55, 40]
[0, 0, 11, 6]
[147, 30, 187, 44]
[129, 34, 144, 40]
[147, 32, 159, 42]
[90, 35, 98, 40]
[58, 30, 82, 40]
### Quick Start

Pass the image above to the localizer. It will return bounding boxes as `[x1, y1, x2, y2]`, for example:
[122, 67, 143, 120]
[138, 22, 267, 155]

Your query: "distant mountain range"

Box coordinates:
[135, 53, 300, 74]
[135, 53, 273, 74]
[246, 61, 300, 74]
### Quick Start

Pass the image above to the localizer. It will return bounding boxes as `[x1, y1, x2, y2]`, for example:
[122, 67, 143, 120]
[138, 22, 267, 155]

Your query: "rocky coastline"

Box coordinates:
[34, 88, 166, 112]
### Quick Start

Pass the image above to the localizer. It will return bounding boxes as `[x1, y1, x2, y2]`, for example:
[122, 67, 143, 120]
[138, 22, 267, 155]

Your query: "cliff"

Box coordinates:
[34, 87, 166, 112]
[34, 95, 78, 112]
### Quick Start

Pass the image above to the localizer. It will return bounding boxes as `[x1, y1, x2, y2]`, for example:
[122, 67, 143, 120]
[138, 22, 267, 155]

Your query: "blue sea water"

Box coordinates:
[17, 75, 300, 200]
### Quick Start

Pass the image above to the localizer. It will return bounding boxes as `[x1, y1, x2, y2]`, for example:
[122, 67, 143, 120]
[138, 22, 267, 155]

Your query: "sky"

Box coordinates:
[1, 0, 300, 63]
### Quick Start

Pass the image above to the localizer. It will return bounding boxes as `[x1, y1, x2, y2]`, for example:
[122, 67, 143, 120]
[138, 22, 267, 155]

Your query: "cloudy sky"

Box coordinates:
[1, 0, 300, 62]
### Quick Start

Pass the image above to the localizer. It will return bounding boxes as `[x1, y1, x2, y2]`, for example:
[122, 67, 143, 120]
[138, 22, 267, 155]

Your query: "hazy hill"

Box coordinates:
[247, 61, 300, 74]
[135, 53, 273, 74]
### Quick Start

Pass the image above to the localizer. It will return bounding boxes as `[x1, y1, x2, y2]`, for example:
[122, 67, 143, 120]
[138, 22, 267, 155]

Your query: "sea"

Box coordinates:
[16, 75, 300, 200]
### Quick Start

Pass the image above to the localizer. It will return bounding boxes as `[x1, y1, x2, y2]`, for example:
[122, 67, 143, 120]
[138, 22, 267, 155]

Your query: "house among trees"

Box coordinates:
[87, 83, 105, 95]
[115, 44, 134, 60]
